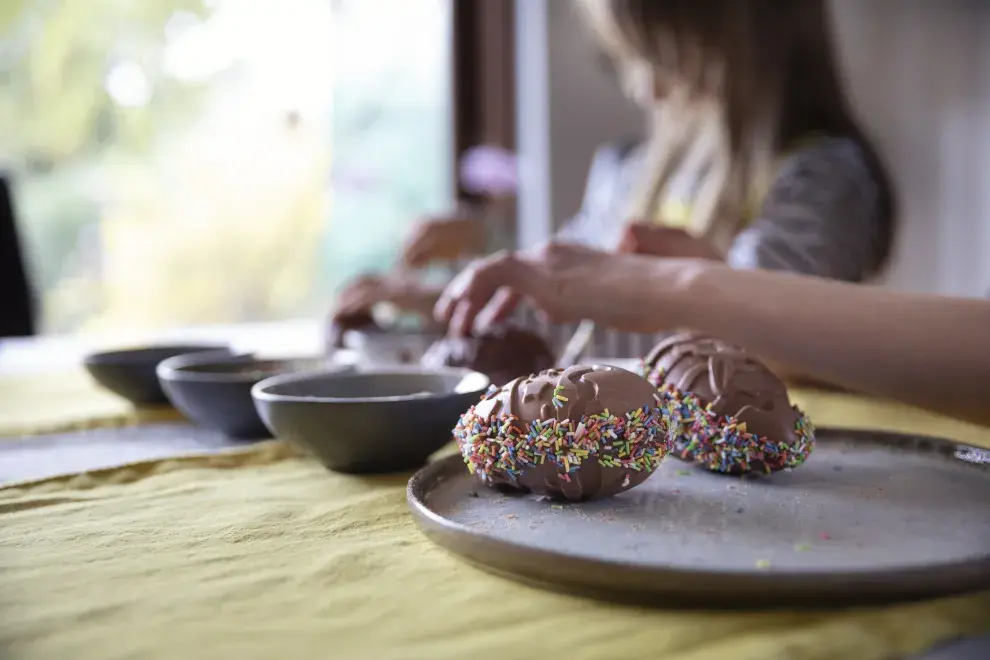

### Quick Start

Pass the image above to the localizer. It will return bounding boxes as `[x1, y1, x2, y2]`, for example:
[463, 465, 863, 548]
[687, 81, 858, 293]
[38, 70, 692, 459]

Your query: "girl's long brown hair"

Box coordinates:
[577, 0, 895, 271]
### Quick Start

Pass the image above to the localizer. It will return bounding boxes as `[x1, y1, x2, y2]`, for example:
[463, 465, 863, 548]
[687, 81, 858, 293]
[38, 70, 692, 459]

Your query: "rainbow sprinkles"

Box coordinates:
[659, 384, 816, 475]
[454, 389, 674, 486]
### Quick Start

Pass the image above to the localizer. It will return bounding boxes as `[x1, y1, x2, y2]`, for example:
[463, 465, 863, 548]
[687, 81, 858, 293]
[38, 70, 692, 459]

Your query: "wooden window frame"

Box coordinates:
[451, 0, 516, 206]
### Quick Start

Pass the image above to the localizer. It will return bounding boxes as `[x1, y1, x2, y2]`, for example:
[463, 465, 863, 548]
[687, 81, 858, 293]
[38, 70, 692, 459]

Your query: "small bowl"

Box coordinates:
[157, 352, 348, 439]
[343, 328, 443, 367]
[83, 344, 230, 405]
[252, 367, 490, 473]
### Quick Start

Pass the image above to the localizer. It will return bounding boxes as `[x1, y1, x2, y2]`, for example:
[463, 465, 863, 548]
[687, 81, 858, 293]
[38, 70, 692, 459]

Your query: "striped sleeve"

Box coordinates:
[726, 138, 885, 282]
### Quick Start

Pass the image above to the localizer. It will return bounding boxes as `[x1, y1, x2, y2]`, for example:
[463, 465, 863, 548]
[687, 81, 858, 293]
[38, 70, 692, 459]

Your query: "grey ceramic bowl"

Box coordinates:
[84, 344, 229, 405]
[157, 352, 346, 439]
[252, 367, 490, 473]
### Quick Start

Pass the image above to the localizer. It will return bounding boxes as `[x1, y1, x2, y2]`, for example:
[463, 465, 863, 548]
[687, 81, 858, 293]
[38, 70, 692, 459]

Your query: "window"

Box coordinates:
[329, 0, 453, 295]
[2, 0, 522, 336]
[1, 0, 455, 335]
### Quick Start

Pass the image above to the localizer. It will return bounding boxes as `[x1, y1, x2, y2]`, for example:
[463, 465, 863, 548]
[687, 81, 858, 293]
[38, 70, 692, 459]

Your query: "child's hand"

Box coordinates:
[401, 214, 485, 268]
[618, 225, 719, 260]
[334, 275, 390, 317]
[434, 243, 704, 337]
[334, 275, 442, 321]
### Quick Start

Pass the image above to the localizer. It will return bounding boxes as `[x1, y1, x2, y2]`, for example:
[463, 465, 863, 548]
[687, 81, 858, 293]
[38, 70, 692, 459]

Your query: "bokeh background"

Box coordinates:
[1, 0, 451, 335]
[3, 0, 987, 343]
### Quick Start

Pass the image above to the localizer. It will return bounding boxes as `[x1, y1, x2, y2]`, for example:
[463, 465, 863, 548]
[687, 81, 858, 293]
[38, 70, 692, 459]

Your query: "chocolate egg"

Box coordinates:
[643, 333, 815, 474]
[421, 325, 554, 387]
[454, 365, 670, 500]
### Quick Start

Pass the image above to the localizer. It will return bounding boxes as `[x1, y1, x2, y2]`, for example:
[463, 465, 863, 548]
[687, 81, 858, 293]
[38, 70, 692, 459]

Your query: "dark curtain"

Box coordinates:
[0, 174, 36, 337]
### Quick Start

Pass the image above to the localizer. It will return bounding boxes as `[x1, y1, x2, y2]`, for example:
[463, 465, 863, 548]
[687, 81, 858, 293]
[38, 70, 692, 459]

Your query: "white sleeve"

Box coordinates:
[554, 143, 628, 248]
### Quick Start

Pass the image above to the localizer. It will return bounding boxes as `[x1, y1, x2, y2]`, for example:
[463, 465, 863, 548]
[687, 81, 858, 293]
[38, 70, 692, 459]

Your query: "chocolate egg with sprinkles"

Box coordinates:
[643, 333, 815, 475]
[453, 365, 671, 501]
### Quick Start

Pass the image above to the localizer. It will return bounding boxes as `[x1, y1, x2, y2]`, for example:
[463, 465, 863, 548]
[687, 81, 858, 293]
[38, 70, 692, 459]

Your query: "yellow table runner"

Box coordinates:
[0, 369, 182, 436]
[1, 372, 989, 660]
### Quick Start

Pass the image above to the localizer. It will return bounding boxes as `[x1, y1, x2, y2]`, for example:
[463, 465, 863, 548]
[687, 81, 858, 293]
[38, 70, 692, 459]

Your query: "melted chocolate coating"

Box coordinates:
[476, 364, 657, 422]
[463, 365, 664, 500]
[420, 325, 553, 387]
[643, 333, 804, 472]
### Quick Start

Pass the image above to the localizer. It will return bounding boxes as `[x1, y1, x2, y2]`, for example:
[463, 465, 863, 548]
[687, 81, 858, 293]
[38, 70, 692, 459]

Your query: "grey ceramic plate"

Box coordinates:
[408, 428, 990, 608]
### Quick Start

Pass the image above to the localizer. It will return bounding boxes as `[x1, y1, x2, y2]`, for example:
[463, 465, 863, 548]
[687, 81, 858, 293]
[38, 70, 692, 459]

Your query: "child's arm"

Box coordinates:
[437, 245, 990, 426]
[682, 263, 990, 427]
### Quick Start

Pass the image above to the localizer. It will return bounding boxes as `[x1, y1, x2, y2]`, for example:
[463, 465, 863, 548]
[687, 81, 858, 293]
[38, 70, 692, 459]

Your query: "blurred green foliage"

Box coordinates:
[2, 0, 449, 336]
[0, 0, 215, 334]
[0, 0, 208, 163]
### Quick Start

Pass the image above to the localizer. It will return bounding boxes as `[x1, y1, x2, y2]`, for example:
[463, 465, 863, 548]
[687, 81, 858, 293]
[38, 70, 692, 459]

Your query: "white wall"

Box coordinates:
[832, 0, 990, 296]
[517, 0, 990, 297]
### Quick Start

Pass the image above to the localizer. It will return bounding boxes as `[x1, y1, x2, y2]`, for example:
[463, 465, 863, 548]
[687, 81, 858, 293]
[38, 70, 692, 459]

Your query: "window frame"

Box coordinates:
[451, 0, 516, 207]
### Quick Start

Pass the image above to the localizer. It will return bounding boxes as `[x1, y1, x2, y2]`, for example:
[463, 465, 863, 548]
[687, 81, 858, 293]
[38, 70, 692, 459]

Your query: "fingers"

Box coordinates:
[434, 270, 466, 327]
[617, 225, 640, 254]
[437, 273, 490, 338]
[335, 299, 372, 319]
[434, 251, 521, 336]
[473, 287, 521, 333]
[446, 300, 475, 338]
[335, 276, 386, 317]
[338, 282, 374, 306]
[447, 289, 520, 337]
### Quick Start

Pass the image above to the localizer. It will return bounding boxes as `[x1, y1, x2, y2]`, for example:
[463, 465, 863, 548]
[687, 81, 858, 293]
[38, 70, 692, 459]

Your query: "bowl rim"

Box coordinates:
[157, 351, 330, 384]
[251, 366, 490, 404]
[84, 344, 230, 365]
